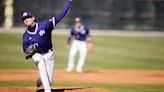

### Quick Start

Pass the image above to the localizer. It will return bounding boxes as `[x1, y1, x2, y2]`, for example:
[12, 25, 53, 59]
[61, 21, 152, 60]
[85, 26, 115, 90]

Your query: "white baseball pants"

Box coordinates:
[32, 49, 54, 92]
[67, 40, 87, 72]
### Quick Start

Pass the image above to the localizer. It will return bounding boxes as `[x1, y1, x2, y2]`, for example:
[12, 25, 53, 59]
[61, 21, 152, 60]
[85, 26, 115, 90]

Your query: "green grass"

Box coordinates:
[0, 81, 164, 92]
[0, 32, 164, 69]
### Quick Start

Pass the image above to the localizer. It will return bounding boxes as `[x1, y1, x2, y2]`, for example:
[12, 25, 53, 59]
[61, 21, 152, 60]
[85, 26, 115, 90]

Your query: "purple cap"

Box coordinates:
[22, 11, 35, 20]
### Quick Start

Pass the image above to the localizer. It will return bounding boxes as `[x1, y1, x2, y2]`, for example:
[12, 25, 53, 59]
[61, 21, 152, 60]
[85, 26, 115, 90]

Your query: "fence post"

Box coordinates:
[4, 0, 13, 30]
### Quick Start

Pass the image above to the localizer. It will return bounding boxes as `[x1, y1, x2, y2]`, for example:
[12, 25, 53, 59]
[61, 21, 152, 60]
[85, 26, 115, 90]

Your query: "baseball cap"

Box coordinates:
[75, 17, 81, 22]
[22, 11, 35, 21]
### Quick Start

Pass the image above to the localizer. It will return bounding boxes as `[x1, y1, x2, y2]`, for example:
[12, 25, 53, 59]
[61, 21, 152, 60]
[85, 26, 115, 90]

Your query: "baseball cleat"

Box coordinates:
[36, 79, 42, 88]
[76, 68, 83, 73]
[66, 67, 73, 72]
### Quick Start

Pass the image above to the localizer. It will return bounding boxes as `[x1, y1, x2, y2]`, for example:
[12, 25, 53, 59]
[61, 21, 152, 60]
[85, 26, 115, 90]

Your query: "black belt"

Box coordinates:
[39, 48, 53, 54]
[48, 48, 53, 52]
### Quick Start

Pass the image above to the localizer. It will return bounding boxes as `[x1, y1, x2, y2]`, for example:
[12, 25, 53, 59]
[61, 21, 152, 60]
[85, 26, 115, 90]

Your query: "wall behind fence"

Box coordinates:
[0, 0, 164, 31]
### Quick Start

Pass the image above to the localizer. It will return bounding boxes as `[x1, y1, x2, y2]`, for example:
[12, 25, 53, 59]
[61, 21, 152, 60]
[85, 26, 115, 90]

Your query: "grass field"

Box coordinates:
[0, 32, 164, 92]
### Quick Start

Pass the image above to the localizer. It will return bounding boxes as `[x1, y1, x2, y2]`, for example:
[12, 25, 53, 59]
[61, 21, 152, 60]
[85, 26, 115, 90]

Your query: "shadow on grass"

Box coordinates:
[36, 87, 92, 92]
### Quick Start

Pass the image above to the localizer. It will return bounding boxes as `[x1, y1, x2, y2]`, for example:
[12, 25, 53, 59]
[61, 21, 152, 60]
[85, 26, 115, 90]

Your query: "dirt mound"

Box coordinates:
[0, 69, 164, 84]
[1, 69, 164, 92]
[0, 87, 112, 92]
[0, 87, 34, 92]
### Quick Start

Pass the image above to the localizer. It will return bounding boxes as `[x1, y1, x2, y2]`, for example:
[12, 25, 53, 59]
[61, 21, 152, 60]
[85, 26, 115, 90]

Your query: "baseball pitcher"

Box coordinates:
[22, 0, 72, 92]
[66, 17, 92, 73]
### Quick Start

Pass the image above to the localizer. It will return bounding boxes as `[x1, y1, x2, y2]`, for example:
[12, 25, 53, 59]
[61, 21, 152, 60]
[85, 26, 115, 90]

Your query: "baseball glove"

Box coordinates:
[24, 44, 37, 59]
[87, 42, 94, 53]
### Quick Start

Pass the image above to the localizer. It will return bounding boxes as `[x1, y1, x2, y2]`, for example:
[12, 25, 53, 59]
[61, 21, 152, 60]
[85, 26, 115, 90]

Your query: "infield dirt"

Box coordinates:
[0, 69, 164, 92]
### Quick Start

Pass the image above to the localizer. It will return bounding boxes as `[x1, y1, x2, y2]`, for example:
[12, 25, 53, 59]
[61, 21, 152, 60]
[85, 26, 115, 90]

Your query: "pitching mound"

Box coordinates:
[0, 87, 112, 92]
[1, 69, 164, 84]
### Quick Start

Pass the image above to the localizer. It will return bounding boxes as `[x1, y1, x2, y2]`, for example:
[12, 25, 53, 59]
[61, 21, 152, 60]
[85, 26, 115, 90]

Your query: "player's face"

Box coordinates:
[75, 21, 82, 28]
[23, 17, 35, 27]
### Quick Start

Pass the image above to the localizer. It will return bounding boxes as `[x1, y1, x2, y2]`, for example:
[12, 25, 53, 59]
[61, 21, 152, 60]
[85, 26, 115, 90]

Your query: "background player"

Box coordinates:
[66, 17, 92, 73]
[22, 0, 72, 92]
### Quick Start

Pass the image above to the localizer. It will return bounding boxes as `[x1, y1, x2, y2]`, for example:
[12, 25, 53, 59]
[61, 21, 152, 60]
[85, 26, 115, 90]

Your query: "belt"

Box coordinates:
[48, 48, 53, 52]
[40, 48, 53, 54]
[75, 39, 86, 42]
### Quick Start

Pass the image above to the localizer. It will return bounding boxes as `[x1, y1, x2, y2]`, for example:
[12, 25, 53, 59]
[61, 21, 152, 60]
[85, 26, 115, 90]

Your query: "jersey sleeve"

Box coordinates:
[22, 33, 29, 52]
[70, 27, 74, 36]
[46, 17, 56, 30]
[67, 27, 74, 45]
[85, 25, 90, 37]
[44, 0, 71, 30]
[55, 0, 72, 24]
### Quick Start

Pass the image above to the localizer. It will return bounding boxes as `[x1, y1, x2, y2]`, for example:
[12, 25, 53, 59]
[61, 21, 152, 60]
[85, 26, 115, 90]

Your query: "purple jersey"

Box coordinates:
[23, 0, 71, 53]
[23, 19, 55, 53]
[67, 25, 90, 45]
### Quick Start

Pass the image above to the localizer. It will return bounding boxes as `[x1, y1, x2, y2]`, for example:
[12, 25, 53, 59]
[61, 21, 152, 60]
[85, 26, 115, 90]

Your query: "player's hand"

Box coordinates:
[87, 42, 94, 53]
